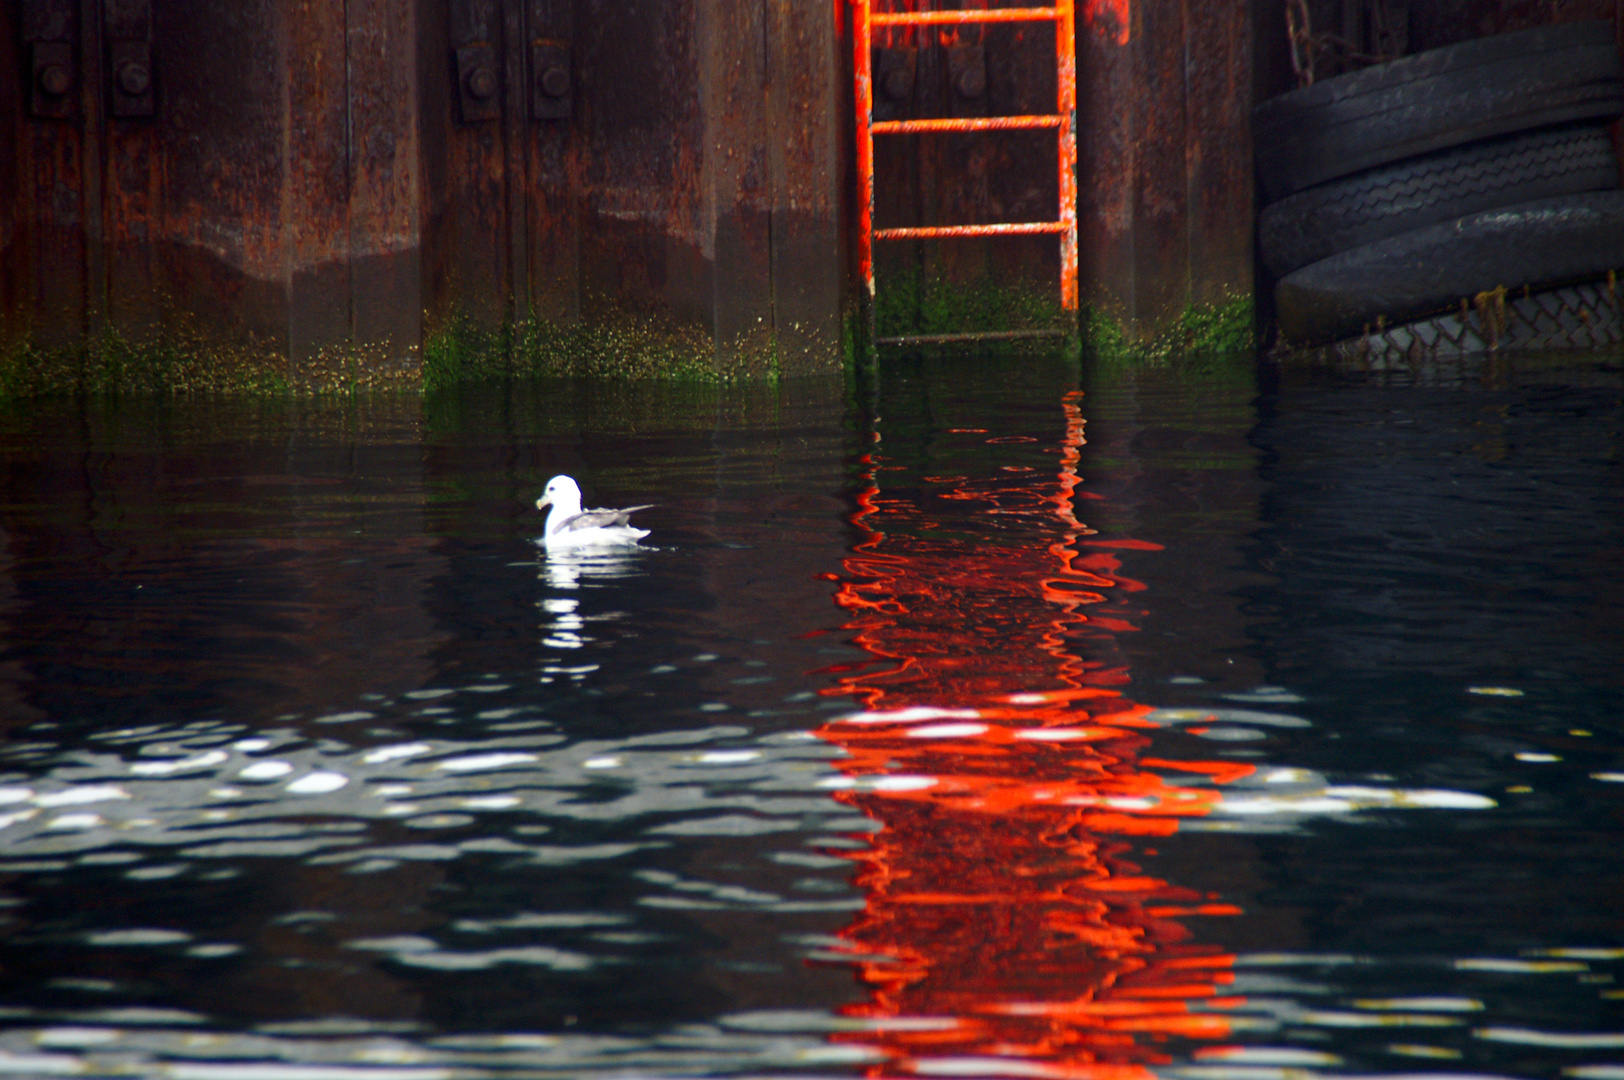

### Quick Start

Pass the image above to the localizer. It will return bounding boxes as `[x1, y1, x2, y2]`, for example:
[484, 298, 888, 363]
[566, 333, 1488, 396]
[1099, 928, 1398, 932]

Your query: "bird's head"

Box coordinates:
[536, 474, 582, 512]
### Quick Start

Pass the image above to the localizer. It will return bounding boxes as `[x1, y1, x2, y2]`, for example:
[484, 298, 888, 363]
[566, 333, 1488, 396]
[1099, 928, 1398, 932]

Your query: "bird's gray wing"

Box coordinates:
[559, 505, 653, 532]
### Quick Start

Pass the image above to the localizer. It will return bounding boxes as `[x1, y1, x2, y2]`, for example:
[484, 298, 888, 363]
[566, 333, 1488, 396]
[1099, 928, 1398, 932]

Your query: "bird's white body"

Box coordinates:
[535, 475, 651, 550]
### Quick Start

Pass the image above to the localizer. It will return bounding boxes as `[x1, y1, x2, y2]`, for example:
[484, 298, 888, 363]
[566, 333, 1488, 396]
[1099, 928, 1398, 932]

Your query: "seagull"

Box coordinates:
[535, 475, 651, 550]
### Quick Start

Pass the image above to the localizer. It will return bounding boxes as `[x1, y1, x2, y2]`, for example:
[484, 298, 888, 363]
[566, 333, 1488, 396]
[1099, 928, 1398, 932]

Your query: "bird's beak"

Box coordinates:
[536, 495, 551, 511]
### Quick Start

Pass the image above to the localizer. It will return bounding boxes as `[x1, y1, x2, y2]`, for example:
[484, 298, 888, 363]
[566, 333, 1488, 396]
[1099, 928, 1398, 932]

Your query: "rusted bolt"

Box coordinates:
[882, 66, 911, 101]
[117, 61, 151, 97]
[955, 64, 986, 98]
[465, 65, 497, 100]
[37, 63, 72, 97]
[538, 63, 569, 99]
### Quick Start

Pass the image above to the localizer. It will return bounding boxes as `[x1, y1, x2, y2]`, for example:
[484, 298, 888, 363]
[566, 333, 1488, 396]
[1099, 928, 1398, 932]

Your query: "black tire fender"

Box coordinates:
[1258, 123, 1621, 278]
[1275, 191, 1624, 346]
[1254, 21, 1624, 201]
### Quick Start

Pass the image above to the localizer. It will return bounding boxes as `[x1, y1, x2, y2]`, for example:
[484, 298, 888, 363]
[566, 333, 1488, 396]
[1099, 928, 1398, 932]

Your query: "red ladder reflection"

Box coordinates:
[813, 390, 1249, 1078]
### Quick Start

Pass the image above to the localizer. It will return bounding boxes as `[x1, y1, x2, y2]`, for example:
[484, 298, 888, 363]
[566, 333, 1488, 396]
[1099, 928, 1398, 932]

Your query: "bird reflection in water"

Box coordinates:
[815, 390, 1247, 1079]
[536, 548, 642, 652]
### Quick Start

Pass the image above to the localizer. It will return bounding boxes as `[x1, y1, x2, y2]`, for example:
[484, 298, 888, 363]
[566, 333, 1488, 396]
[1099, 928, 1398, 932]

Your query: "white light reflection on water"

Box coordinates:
[536, 547, 643, 653]
[0, 683, 1572, 1078]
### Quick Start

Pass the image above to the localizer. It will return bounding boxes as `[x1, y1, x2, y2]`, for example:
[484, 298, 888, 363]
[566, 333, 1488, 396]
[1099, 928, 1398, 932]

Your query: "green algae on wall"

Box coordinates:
[857, 276, 1253, 367]
[870, 274, 1075, 344]
[0, 294, 1255, 397]
[422, 301, 787, 391]
[1081, 295, 1255, 367]
[0, 330, 292, 398]
[0, 321, 426, 397]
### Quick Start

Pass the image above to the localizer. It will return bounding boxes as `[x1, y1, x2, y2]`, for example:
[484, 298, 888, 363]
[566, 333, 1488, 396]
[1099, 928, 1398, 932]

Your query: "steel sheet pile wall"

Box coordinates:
[1, 0, 1267, 385]
[1076, 0, 1255, 337]
[1, 1, 430, 389]
[1, 0, 845, 387]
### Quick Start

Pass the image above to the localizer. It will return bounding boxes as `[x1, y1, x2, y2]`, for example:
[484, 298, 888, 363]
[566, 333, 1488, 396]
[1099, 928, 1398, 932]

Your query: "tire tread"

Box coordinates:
[1258, 125, 1621, 276]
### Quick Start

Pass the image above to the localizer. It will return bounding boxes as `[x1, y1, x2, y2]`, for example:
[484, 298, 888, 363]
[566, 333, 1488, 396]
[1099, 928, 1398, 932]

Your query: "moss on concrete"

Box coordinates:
[0, 291, 1255, 397]
[1082, 295, 1255, 367]
[871, 273, 1075, 345]
[0, 328, 291, 397]
[423, 303, 761, 391]
[0, 320, 427, 397]
[857, 279, 1254, 367]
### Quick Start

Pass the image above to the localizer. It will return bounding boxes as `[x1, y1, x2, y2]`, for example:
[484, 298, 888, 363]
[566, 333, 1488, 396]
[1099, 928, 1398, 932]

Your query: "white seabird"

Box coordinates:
[535, 474, 651, 550]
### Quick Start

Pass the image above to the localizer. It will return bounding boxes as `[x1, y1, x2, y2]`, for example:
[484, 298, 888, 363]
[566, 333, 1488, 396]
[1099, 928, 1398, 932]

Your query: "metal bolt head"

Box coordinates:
[465, 65, 497, 100]
[37, 63, 72, 97]
[539, 63, 570, 99]
[955, 64, 986, 98]
[117, 61, 151, 97]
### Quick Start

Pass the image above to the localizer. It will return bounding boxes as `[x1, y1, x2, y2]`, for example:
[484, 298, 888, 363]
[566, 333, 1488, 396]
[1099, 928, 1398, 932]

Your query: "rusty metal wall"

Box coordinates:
[3, 0, 845, 382]
[1076, 0, 1256, 337]
[3, 0, 1271, 376]
[1256, 0, 1622, 97]
[415, 0, 846, 376]
[1, 3, 28, 350]
[2, 0, 430, 379]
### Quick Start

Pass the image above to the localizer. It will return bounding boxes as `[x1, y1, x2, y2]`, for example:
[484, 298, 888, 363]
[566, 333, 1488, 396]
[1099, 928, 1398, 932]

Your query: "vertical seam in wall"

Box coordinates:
[280, 1, 290, 344]
[1180, 0, 1193, 311]
[80, 0, 106, 336]
[1124, 0, 1137, 321]
[764, 0, 776, 353]
[344, 0, 357, 348]
[506, 0, 530, 336]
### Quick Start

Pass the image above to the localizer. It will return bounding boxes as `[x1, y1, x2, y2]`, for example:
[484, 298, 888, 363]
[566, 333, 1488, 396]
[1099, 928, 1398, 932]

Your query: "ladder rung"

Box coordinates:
[877, 327, 1073, 346]
[872, 7, 1061, 26]
[872, 115, 1063, 134]
[875, 222, 1068, 240]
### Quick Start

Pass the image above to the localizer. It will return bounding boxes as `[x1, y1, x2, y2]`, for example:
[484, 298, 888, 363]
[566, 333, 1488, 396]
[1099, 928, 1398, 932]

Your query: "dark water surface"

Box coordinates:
[0, 353, 1618, 1079]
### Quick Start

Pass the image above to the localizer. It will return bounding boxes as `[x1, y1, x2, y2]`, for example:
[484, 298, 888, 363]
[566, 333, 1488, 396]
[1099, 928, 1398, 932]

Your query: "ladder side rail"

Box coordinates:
[856, 0, 877, 332]
[1056, 0, 1078, 310]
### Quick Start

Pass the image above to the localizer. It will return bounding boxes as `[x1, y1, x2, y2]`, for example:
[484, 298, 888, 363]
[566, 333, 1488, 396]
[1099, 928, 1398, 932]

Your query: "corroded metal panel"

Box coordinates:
[1184, 0, 1253, 309]
[285, 0, 355, 370]
[1077, 0, 1255, 338]
[1076, 1, 1133, 317]
[105, 0, 154, 118]
[1130, 0, 1191, 329]
[768, 0, 847, 372]
[22, 0, 76, 120]
[701, 0, 774, 373]
[1, 2, 24, 346]
[6, 0, 849, 379]
[14, 0, 89, 348]
[525, 0, 580, 325]
[563, 0, 711, 344]
[501, 0, 529, 327]
[346, 0, 424, 370]
[432, 0, 512, 334]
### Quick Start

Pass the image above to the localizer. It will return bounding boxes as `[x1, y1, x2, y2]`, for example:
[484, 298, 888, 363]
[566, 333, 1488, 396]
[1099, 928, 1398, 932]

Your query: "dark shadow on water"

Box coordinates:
[0, 352, 1615, 1076]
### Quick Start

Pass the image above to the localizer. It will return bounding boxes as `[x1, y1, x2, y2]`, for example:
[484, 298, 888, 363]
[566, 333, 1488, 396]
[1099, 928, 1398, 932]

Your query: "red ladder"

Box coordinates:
[854, 0, 1079, 349]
